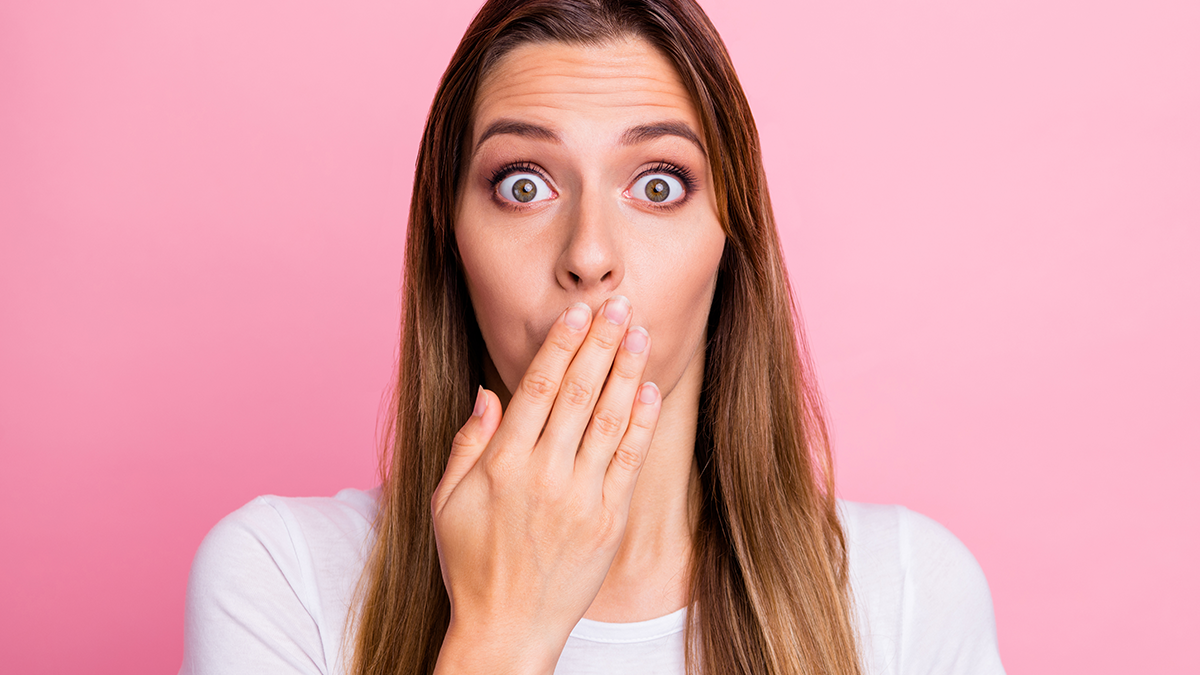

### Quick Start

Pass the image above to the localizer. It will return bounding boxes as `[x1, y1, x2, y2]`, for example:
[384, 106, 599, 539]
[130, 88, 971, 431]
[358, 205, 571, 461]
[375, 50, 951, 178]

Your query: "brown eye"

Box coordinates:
[644, 178, 669, 202]
[631, 173, 684, 205]
[512, 178, 536, 202]
[497, 173, 552, 205]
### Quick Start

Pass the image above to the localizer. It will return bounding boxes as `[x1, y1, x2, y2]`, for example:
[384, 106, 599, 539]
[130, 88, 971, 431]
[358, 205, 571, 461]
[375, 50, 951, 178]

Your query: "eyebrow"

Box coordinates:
[473, 118, 706, 156]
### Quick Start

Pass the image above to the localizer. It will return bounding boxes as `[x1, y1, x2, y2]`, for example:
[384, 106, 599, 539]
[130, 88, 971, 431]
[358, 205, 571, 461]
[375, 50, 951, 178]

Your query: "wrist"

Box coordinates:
[435, 619, 564, 675]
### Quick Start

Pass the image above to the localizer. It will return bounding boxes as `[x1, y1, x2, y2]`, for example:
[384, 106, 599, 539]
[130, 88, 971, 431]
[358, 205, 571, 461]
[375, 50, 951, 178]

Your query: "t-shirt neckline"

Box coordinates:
[568, 604, 690, 643]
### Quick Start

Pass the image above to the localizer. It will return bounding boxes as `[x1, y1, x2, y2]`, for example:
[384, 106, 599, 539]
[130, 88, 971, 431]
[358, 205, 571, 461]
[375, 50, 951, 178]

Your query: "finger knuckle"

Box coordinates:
[589, 329, 621, 351]
[548, 328, 578, 354]
[611, 358, 643, 381]
[520, 370, 559, 403]
[594, 508, 622, 547]
[590, 408, 625, 438]
[611, 442, 644, 472]
[531, 466, 564, 497]
[483, 451, 519, 485]
[628, 411, 656, 434]
[450, 428, 474, 453]
[560, 379, 594, 409]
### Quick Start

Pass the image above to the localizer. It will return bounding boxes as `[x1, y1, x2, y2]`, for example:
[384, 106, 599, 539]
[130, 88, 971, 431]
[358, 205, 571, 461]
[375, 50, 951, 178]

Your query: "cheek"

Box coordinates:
[638, 226, 726, 390]
[455, 224, 545, 391]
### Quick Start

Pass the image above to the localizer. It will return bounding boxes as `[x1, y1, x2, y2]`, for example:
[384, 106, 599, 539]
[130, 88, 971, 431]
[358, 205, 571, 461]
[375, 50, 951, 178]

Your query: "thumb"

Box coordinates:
[433, 386, 501, 515]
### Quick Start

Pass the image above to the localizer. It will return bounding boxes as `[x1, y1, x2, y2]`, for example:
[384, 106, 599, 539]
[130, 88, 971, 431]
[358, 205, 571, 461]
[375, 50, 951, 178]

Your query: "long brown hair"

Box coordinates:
[351, 1, 861, 673]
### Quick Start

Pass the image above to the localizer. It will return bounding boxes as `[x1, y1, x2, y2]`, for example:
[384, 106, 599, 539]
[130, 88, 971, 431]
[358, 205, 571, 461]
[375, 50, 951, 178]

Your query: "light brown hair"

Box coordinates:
[351, 1, 861, 673]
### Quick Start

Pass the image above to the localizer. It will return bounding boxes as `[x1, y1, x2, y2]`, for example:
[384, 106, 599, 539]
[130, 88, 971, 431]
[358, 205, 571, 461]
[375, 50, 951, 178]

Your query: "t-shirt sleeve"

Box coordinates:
[179, 497, 329, 675]
[897, 507, 1005, 675]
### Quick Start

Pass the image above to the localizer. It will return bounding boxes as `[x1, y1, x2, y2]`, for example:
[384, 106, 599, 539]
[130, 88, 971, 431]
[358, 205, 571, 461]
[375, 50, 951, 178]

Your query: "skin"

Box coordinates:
[433, 36, 726, 672]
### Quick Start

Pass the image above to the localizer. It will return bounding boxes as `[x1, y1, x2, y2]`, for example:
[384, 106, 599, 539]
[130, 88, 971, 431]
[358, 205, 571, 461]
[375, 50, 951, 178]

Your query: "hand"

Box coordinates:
[431, 296, 661, 673]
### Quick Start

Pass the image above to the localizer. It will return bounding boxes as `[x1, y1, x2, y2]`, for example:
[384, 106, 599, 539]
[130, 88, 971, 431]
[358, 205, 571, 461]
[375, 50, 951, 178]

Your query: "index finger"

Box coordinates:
[490, 302, 593, 450]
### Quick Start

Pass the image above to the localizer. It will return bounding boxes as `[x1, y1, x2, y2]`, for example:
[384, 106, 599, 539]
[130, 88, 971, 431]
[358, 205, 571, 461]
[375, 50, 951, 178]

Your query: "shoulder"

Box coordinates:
[189, 487, 379, 587]
[837, 500, 1005, 675]
[838, 501, 991, 595]
[181, 488, 380, 675]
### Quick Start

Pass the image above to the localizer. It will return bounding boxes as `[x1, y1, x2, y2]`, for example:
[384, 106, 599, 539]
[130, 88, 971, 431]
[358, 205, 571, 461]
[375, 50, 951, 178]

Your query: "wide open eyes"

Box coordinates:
[490, 161, 695, 208]
[496, 172, 554, 204]
[629, 173, 685, 205]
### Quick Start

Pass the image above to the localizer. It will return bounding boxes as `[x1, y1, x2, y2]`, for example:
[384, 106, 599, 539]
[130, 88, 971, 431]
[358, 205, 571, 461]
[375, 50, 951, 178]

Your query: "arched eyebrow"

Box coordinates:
[475, 119, 560, 152]
[620, 121, 705, 154]
[473, 119, 705, 156]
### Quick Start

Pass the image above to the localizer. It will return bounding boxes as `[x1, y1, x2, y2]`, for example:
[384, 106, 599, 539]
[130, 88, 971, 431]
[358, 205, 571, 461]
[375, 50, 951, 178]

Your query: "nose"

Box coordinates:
[554, 186, 625, 295]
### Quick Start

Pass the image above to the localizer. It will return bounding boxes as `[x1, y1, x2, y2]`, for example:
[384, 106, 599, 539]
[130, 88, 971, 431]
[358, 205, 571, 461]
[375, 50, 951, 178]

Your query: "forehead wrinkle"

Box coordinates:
[481, 54, 687, 97]
[472, 40, 703, 159]
[492, 43, 674, 75]
[481, 80, 688, 102]
[473, 99, 705, 154]
[478, 82, 695, 113]
[484, 96, 693, 112]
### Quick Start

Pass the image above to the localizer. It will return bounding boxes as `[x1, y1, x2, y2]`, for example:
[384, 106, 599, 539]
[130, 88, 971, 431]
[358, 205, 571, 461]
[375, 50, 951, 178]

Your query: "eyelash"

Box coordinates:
[487, 161, 698, 210]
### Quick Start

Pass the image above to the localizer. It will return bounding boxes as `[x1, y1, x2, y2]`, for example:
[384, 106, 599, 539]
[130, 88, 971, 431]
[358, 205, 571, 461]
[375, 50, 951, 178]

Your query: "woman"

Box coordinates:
[181, 1, 1004, 673]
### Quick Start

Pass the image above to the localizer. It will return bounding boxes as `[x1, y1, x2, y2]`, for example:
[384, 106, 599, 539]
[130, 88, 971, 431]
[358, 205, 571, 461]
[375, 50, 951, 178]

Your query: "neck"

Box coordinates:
[585, 346, 705, 621]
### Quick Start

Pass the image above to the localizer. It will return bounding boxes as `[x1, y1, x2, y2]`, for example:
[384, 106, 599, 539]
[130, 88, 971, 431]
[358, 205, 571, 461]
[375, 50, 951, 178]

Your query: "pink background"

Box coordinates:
[2, 0, 1196, 672]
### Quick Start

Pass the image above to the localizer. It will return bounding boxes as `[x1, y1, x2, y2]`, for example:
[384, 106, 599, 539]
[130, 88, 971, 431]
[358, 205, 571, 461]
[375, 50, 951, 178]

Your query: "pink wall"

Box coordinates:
[1, 0, 1196, 672]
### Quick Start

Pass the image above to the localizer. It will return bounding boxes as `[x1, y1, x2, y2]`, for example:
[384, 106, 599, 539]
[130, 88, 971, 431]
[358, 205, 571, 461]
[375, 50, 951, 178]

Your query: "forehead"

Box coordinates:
[472, 37, 700, 143]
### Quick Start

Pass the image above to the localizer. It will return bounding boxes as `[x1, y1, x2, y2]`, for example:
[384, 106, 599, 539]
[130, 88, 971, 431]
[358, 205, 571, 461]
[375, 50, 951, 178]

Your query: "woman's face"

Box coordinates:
[455, 37, 726, 401]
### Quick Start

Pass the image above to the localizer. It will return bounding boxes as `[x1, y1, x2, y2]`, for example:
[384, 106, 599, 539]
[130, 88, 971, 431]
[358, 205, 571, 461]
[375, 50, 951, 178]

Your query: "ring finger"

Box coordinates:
[573, 325, 650, 480]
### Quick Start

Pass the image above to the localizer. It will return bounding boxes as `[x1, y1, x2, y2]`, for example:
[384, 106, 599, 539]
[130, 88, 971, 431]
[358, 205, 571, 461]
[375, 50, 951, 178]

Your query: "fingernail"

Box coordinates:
[604, 295, 630, 325]
[623, 326, 648, 354]
[638, 382, 659, 404]
[472, 386, 487, 417]
[564, 303, 591, 330]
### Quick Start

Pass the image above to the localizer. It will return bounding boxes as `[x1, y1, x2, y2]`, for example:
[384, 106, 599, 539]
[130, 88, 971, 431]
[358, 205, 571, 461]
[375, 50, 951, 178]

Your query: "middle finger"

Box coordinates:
[534, 295, 632, 470]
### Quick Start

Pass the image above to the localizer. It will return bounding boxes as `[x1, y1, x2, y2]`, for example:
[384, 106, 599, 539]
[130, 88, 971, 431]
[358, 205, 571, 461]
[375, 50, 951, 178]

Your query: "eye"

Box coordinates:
[630, 173, 685, 205]
[496, 172, 553, 204]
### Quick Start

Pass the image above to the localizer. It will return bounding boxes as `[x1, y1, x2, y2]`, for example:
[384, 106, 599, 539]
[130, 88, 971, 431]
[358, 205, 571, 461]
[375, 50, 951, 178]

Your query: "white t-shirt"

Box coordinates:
[179, 488, 1005, 674]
